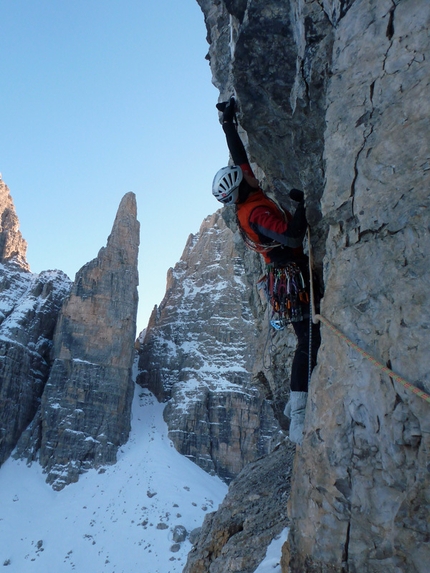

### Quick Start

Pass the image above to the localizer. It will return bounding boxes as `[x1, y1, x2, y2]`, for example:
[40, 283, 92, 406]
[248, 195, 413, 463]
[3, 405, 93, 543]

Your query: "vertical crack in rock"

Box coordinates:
[386, 4, 395, 40]
[351, 3, 397, 228]
[341, 521, 351, 572]
[382, 3, 396, 71]
[350, 131, 370, 202]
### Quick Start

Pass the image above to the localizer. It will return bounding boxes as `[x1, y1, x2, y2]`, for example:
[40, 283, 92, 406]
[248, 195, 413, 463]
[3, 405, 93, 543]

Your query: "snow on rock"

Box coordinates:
[0, 262, 72, 465]
[183, 439, 293, 573]
[17, 193, 140, 490]
[254, 528, 290, 573]
[137, 211, 281, 483]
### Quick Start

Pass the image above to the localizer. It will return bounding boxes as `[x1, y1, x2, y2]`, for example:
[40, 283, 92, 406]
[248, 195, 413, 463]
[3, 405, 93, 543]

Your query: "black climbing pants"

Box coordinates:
[290, 316, 321, 392]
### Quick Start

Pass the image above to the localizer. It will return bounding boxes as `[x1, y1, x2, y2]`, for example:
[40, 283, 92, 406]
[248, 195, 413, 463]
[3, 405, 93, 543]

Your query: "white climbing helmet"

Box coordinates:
[212, 166, 243, 205]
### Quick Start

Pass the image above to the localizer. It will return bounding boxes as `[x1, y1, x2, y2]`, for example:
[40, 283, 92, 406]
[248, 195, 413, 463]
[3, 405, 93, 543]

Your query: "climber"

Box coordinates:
[212, 97, 321, 445]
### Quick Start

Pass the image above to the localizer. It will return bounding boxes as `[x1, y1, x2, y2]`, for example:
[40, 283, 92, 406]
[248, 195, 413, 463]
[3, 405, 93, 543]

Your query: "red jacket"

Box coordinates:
[236, 168, 306, 265]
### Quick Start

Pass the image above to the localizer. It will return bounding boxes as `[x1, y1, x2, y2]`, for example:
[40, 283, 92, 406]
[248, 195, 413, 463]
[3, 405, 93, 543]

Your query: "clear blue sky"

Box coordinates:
[0, 0, 227, 333]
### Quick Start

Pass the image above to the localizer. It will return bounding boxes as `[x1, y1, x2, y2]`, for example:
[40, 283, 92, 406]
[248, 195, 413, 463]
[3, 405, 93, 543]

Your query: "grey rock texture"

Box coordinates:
[196, 0, 430, 571]
[183, 440, 294, 573]
[137, 211, 282, 483]
[0, 265, 71, 466]
[287, 2, 430, 572]
[18, 192, 140, 489]
[198, 0, 332, 261]
[0, 180, 30, 271]
[0, 178, 71, 467]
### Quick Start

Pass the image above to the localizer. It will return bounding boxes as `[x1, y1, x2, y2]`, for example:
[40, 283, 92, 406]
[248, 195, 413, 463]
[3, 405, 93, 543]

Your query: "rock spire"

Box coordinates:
[19, 192, 140, 489]
[0, 180, 30, 271]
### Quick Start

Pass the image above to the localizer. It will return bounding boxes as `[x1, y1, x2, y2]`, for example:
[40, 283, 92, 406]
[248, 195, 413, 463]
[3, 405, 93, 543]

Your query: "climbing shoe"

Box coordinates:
[288, 391, 308, 445]
[289, 188, 304, 203]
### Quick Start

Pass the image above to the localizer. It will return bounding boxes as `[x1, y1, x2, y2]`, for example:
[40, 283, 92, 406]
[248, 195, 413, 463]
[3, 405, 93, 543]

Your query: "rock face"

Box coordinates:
[287, 2, 430, 572]
[137, 211, 281, 483]
[17, 192, 140, 489]
[195, 0, 430, 571]
[0, 180, 30, 271]
[0, 265, 71, 466]
[0, 179, 71, 466]
[198, 0, 332, 262]
[183, 440, 294, 573]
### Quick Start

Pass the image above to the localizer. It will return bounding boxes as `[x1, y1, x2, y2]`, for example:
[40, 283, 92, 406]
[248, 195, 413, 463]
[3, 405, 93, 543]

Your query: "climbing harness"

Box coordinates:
[258, 232, 315, 384]
[238, 223, 282, 256]
[307, 228, 430, 405]
[262, 263, 309, 330]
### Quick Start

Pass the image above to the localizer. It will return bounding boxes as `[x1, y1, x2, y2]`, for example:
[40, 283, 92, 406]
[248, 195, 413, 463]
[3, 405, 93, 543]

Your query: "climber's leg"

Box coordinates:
[288, 391, 308, 445]
[291, 317, 321, 392]
[286, 317, 321, 445]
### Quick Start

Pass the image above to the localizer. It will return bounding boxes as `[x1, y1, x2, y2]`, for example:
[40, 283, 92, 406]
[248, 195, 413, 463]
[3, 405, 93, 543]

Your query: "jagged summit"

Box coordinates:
[137, 210, 280, 483]
[54, 191, 140, 368]
[0, 180, 30, 271]
[34, 192, 140, 489]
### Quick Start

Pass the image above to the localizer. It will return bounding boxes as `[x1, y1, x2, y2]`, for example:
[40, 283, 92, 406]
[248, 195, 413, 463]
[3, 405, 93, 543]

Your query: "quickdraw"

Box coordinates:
[266, 263, 309, 330]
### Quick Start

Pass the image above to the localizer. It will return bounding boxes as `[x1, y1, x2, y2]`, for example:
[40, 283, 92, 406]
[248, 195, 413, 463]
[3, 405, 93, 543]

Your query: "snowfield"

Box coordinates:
[0, 387, 227, 573]
[0, 385, 288, 573]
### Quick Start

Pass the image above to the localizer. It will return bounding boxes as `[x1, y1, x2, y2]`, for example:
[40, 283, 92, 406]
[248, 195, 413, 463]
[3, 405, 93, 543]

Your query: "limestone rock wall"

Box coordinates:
[40, 193, 139, 489]
[288, 2, 430, 572]
[183, 440, 294, 573]
[198, 0, 333, 263]
[137, 211, 281, 483]
[0, 179, 30, 272]
[17, 192, 140, 490]
[0, 266, 71, 465]
[195, 0, 430, 571]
